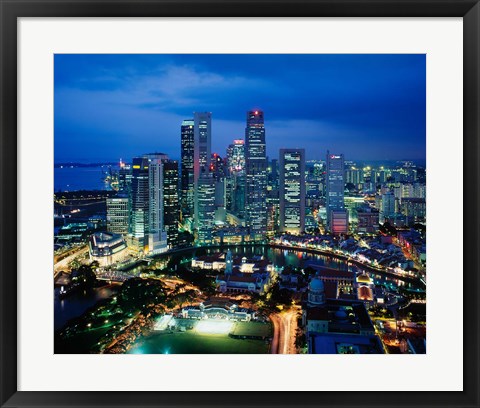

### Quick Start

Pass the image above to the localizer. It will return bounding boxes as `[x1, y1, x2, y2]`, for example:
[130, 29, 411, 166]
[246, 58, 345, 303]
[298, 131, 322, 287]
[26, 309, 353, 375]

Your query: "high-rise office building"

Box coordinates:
[279, 148, 306, 234]
[326, 152, 345, 213]
[268, 158, 279, 190]
[129, 157, 150, 251]
[193, 112, 212, 184]
[193, 112, 213, 230]
[193, 112, 215, 244]
[226, 139, 245, 173]
[163, 160, 180, 249]
[180, 119, 195, 218]
[106, 196, 129, 235]
[245, 109, 267, 240]
[211, 153, 226, 180]
[233, 174, 246, 218]
[144, 153, 169, 255]
[326, 152, 347, 233]
[380, 191, 396, 224]
[226, 139, 246, 217]
[118, 159, 132, 195]
[266, 188, 280, 237]
[196, 174, 216, 244]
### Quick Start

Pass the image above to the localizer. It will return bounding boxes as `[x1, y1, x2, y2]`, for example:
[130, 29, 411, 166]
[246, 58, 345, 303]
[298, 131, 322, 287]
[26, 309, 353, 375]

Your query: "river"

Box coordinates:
[152, 245, 422, 289]
[54, 245, 422, 330]
[54, 284, 120, 331]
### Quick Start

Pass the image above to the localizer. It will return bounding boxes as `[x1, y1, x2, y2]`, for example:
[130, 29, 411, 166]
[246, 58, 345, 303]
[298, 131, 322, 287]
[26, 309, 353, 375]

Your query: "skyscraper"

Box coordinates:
[226, 139, 245, 173]
[193, 112, 215, 244]
[129, 156, 150, 252]
[163, 160, 180, 249]
[226, 139, 246, 217]
[118, 159, 132, 195]
[266, 188, 279, 237]
[279, 148, 306, 234]
[180, 119, 195, 218]
[144, 153, 169, 255]
[380, 191, 396, 224]
[326, 152, 348, 234]
[106, 195, 129, 235]
[268, 158, 279, 190]
[245, 109, 267, 240]
[193, 112, 212, 185]
[234, 174, 246, 219]
[196, 175, 216, 244]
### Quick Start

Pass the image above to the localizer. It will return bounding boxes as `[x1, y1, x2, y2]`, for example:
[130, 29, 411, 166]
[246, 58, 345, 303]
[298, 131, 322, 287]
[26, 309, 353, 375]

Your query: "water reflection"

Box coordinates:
[55, 245, 422, 331]
[151, 245, 422, 291]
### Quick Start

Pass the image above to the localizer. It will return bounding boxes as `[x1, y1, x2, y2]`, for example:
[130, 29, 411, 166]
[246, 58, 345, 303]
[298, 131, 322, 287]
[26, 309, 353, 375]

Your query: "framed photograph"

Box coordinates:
[1, 1, 478, 407]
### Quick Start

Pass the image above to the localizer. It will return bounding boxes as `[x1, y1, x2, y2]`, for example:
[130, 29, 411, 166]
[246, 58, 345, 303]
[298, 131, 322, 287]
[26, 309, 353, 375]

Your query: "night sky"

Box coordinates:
[54, 54, 425, 163]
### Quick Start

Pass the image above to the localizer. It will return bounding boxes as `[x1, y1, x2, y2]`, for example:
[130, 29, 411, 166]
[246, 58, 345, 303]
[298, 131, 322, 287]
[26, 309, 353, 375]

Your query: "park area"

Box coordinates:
[128, 318, 272, 354]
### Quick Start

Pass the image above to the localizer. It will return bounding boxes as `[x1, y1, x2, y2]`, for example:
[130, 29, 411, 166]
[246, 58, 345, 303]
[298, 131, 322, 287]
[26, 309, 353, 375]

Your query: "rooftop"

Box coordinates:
[309, 333, 384, 354]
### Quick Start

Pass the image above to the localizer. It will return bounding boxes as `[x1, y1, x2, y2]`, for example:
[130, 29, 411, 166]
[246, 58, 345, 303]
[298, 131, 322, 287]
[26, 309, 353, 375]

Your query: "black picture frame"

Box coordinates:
[1, 1, 478, 407]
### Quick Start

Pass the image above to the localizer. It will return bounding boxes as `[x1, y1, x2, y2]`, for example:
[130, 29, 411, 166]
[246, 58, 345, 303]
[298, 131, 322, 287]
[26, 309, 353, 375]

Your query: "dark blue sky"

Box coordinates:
[54, 54, 425, 163]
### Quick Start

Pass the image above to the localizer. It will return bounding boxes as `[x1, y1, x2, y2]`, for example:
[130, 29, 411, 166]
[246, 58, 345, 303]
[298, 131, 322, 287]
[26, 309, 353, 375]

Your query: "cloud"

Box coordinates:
[54, 54, 425, 162]
[57, 64, 269, 111]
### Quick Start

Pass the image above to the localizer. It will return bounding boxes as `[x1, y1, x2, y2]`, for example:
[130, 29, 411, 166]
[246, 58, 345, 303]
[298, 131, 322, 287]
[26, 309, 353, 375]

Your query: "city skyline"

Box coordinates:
[54, 54, 427, 356]
[55, 54, 426, 163]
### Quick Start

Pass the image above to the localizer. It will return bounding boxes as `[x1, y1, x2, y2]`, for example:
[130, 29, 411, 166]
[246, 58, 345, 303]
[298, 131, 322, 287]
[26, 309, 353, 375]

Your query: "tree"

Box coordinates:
[267, 282, 293, 308]
[71, 263, 97, 289]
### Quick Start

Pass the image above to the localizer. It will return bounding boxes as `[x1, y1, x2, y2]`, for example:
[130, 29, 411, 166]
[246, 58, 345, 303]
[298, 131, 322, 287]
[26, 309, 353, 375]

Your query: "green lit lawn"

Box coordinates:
[129, 330, 270, 354]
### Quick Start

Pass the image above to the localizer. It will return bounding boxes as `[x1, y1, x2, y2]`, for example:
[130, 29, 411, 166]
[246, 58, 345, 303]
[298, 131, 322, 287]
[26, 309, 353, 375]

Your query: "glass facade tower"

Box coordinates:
[279, 148, 306, 234]
[129, 157, 150, 251]
[193, 112, 215, 244]
[326, 152, 347, 233]
[163, 160, 180, 249]
[245, 110, 267, 240]
[180, 119, 195, 218]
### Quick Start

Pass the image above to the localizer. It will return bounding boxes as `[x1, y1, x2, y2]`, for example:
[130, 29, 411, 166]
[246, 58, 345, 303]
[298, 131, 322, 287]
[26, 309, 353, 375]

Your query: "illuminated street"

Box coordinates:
[270, 308, 299, 354]
[54, 245, 88, 275]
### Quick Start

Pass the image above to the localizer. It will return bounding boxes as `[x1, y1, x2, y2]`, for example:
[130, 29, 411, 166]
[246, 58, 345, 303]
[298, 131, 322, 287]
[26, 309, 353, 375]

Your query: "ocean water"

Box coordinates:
[54, 166, 119, 192]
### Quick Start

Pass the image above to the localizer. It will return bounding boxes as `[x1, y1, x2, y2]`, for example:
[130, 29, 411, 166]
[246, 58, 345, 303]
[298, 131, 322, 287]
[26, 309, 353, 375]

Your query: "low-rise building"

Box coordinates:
[88, 232, 128, 267]
[302, 276, 384, 354]
[182, 298, 255, 321]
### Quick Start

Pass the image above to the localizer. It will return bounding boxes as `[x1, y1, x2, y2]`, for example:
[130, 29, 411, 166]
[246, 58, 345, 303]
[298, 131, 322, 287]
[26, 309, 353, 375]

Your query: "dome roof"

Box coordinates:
[356, 272, 372, 284]
[309, 277, 324, 291]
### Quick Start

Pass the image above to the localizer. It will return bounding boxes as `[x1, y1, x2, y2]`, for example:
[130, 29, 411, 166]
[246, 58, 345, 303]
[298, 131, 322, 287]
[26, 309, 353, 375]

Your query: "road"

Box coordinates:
[54, 245, 88, 275]
[270, 308, 299, 354]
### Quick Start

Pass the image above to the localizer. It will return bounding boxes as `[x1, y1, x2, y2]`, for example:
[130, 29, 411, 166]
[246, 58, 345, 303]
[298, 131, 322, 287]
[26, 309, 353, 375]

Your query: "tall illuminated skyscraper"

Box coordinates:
[106, 196, 129, 235]
[279, 148, 306, 234]
[226, 139, 246, 217]
[196, 175, 216, 244]
[326, 151, 348, 234]
[144, 153, 169, 255]
[226, 139, 245, 173]
[129, 157, 150, 252]
[380, 191, 396, 224]
[193, 112, 215, 244]
[245, 109, 267, 240]
[163, 160, 180, 249]
[180, 119, 195, 218]
[193, 112, 212, 185]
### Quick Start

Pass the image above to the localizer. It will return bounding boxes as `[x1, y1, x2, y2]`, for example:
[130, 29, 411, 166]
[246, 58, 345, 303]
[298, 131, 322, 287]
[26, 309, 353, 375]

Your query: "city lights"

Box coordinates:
[54, 55, 426, 356]
[195, 320, 234, 335]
